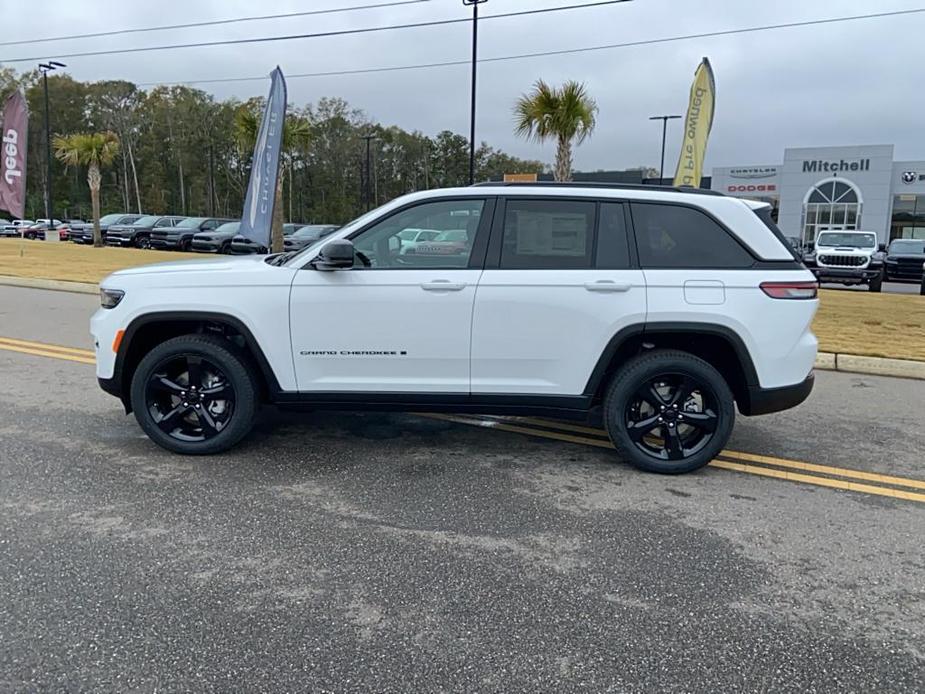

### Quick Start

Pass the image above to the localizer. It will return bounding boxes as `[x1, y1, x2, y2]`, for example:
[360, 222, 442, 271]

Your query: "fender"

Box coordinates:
[581, 321, 759, 397]
[109, 311, 283, 408]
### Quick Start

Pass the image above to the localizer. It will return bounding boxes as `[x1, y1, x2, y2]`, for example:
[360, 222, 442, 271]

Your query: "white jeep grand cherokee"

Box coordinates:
[91, 183, 818, 474]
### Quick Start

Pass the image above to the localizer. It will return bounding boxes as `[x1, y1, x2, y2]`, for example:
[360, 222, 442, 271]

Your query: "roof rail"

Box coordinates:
[471, 181, 724, 196]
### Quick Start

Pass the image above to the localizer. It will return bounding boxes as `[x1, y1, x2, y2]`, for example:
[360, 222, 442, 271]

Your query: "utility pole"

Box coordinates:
[463, 0, 487, 185]
[361, 134, 377, 211]
[38, 61, 66, 221]
[648, 114, 681, 182]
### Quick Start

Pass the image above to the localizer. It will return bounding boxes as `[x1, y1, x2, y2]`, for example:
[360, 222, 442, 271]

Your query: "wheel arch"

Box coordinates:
[113, 311, 281, 412]
[584, 322, 759, 414]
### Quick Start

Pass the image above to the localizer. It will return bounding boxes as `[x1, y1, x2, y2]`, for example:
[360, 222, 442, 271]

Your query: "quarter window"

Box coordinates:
[500, 199, 595, 269]
[349, 199, 484, 269]
[631, 203, 754, 268]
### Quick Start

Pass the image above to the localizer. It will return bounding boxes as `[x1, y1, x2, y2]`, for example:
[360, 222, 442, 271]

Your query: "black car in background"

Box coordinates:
[71, 214, 144, 244]
[106, 215, 185, 248]
[282, 224, 339, 252]
[229, 223, 304, 254]
[884, 239, 925, 282]
[150, 216, 235, 251]
[191, 221, 241, 253]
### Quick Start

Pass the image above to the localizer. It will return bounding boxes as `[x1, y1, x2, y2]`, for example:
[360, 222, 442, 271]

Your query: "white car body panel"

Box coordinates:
[470, 269, 647, 394]
[92, 256, 299, 389]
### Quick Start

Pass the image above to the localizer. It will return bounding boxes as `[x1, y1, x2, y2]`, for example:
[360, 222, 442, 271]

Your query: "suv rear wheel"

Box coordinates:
[603, 350, 735, 474]
[130, 334, 258, 454]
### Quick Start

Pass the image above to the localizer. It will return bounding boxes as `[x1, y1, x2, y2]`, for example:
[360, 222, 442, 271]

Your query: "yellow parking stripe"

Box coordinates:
[0, 342, 95, 365]
[710, 460, 925, 503]
[0, 336, 95, 358]
[718, 449, 925, 492]
[426, 413, 925, 504]
[491, 415, 925, 493]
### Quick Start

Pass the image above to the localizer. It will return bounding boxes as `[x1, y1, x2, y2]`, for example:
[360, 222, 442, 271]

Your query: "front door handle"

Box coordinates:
[584, 280, 632, 292]
[421, 280, 467, 291]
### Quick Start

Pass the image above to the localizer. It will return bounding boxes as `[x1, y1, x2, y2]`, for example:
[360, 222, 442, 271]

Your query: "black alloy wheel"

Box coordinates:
[135, 235, 151, 249]
[624, 374, 719, 463]
[130, 334, 258, 454]
[604, 350, 735, 474]
[144, 354, 236, 443]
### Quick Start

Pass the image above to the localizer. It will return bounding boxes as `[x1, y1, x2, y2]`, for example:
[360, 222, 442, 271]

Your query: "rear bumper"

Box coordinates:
[740, 372, 814, 416]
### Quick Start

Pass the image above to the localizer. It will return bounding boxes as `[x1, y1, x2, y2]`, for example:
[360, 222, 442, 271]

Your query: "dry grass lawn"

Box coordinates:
[0, 237, 200, 284]
[2, 238, 924, 361]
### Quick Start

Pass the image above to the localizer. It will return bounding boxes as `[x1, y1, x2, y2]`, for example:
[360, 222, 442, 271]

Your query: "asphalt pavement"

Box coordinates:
[1, 285, 924, 692]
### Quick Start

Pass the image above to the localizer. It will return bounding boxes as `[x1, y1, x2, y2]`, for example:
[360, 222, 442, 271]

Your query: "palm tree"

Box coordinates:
[234, 106, 311, 253]
[514, 80, 597, 182]
[53, 132, 121, 247]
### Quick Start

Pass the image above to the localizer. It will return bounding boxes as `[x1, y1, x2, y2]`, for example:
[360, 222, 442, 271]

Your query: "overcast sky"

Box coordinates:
[3, 0, 924, 172]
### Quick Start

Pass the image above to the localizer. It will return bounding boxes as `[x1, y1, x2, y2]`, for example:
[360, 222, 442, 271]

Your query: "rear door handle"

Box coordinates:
[421, 280, 467, 291]
[584, 280, 632, 292]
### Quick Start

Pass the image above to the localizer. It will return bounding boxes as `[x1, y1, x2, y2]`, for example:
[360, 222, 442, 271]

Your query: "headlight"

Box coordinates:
[100, 288, 124, 309]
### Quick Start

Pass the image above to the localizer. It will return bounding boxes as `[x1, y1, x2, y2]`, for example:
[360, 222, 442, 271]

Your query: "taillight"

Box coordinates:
[760, 281, 818, 300]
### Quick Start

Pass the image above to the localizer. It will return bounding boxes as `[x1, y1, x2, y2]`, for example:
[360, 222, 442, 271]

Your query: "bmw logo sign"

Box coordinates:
[902, 171, 918, 184]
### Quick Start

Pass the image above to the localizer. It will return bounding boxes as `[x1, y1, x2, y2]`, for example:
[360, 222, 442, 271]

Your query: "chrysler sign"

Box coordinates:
[728, 166, 778, 179]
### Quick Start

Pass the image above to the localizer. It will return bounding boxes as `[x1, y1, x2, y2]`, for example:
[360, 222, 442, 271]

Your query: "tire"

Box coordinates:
[220, 242, 231, 254]
[130, 334, 259, 455]
[920, 277, 925, 296]
[135, 235, 150, 249]
[603, 349, 735, 474]
[868, 271, 883, 293]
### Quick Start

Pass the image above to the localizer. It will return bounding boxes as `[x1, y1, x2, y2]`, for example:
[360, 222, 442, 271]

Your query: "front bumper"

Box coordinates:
[106, 236, 134, 247]
[740, 372, 815, 416]
[884, 263, 924, 281]
[810, 266, 881, 283]
[192, 240, 223, 252]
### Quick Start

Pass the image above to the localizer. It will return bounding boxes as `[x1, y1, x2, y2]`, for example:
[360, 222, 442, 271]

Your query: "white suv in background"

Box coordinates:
[91, 183, 818, 474]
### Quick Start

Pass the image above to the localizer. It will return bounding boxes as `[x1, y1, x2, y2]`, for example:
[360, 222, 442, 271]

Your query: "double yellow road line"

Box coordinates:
[0, 336, 95, 364]
[425, 413, 925, 504]
[3, 334, 923, 503]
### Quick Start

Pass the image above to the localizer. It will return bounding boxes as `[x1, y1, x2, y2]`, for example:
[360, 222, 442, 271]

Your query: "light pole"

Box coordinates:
[463, 0, 487, 185]
[361, 134, 378, 211]
[649, 114, 681, 183]
[38, 61, 66, 221]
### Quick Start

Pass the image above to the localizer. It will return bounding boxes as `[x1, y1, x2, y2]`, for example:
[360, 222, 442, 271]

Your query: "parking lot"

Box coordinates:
[1, 284, 924, 691]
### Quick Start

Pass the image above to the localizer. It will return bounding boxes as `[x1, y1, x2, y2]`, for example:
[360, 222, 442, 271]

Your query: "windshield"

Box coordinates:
[177, 217, 207, 228]
[817, 232, 876, 248]
[98, 214, 121, 225]
[213, 222, 240, 233]
[132, 215, 160, 227]
[889, 239, 925, 254]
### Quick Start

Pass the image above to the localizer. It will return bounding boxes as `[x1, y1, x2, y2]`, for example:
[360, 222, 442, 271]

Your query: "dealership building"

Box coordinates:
[712, 145, 925, 245]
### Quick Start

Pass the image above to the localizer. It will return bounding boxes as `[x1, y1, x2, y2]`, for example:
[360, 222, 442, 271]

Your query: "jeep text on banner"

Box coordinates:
[673, 57, 715, 189]
[0, 90, 29, 219]
[239, 67, 287, 247]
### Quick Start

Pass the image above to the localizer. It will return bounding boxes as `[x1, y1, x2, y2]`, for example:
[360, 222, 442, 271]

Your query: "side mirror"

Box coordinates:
[388, 236, 401, 253]
[314, 239, 355, 271]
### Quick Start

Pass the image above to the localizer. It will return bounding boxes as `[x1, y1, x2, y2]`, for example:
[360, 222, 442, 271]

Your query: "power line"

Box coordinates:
[136, 7, 925, 87]
[0, 0, 633, 64]
[0, 0, 433, 48]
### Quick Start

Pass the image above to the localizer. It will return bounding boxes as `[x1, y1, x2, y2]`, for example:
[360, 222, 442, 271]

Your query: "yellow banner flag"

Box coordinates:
[673, 57, 715, 188]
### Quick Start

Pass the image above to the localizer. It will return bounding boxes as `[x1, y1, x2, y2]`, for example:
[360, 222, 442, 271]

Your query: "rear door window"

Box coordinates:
[500, 199, 596, 269]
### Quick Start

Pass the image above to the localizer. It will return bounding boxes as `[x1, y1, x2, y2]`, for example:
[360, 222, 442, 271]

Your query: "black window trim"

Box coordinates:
[627, 200, 763, 270]
[299, 195, 496, 271]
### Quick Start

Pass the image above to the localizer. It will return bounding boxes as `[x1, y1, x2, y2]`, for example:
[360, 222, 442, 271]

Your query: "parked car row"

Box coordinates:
[2, 214, 339, 256]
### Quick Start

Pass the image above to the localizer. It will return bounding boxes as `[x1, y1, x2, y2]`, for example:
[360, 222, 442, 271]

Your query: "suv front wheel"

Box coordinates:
[130, 334, 258, 454]
[604, 350, 735, 474]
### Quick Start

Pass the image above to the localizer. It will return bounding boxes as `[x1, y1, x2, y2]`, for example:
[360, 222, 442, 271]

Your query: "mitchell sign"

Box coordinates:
[802, 158, 871, 173]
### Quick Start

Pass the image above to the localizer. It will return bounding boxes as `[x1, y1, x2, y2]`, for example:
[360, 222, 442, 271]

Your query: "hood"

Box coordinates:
[109, 254, 267, 277]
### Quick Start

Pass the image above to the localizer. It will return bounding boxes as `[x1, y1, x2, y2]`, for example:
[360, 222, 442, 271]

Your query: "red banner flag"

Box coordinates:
[0, 91, 29, 219]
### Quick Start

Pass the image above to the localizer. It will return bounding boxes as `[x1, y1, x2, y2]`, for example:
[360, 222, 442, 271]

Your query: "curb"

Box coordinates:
[0, 275, 98, 295]
[815, 352, 925, 381]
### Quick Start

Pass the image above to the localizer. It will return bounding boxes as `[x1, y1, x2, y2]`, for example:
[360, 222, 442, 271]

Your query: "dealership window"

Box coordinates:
[890, 194, 925, 241]
[801, 178, 862, 244]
